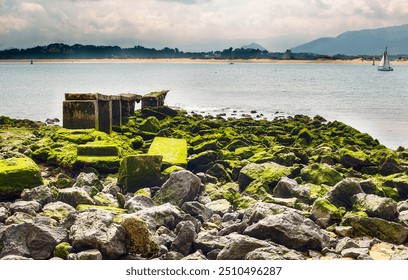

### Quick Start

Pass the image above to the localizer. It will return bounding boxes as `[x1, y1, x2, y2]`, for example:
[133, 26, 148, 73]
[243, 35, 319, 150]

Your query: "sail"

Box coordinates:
[378, 47, 393, 71]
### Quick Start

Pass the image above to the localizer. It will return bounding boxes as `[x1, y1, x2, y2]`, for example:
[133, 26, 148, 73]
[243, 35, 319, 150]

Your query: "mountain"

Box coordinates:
[291, 24, 408, 56]
[242, 43, 267, 51]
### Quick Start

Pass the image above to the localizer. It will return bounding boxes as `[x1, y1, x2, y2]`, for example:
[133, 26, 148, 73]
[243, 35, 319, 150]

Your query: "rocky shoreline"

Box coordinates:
[1, 107, 408, 260]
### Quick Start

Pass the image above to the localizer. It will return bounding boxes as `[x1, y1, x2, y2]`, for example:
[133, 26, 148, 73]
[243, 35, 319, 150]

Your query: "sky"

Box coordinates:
[0, 0, 407, 52]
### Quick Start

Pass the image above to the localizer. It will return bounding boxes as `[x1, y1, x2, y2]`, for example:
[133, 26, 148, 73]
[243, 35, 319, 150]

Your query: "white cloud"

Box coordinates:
[0, 0, 406, 51]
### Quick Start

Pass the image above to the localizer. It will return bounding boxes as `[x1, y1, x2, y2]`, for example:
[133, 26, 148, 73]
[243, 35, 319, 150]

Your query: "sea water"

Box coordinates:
[0, 61, 407, 149]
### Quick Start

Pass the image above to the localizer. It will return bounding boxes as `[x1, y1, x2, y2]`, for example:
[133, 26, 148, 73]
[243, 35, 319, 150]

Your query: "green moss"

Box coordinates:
[134, 188, 151, 198]
[53, 242, 73, 259]
[235, 195, 258, 209]
[312, 198, 346, 220]
[308, 183, 331, 199]
[77, 142, 119, 156]
[76, 204, 127, 214]
[148, 137, 187, 167]
[0, 157, 43, 197]
[139, 116, 160, 133]
[162, 165, 185, 176]
[76, 155, 120, 173]
[300, 163, 343, 186]
[205, 182, 241, 204]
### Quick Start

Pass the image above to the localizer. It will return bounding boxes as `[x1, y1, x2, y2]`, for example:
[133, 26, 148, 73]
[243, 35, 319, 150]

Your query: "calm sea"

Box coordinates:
[0, 61, 407, 149]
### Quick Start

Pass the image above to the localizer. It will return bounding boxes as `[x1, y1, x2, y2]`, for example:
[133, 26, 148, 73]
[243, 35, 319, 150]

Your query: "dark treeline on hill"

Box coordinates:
[0, 43, 402, 60]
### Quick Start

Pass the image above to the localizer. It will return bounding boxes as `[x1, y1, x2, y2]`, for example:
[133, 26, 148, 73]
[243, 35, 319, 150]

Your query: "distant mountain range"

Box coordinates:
[292, 24, 408, 56]
[242, 43, 267, 51]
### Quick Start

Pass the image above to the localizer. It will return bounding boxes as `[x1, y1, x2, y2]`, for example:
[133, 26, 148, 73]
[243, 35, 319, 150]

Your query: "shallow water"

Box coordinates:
[0, 61, 407, 149]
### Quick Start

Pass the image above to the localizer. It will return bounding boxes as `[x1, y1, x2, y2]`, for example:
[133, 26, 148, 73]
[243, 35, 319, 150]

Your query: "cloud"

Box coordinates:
[0, 0, 407, 51]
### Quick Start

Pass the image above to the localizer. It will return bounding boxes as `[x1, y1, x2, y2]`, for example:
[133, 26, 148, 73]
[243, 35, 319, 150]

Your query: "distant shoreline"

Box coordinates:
[1, 58, 408, 64]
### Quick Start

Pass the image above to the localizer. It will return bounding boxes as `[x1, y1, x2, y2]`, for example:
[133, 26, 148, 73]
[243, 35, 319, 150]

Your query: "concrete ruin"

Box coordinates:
[63, 93, 143, 133]
[141, 90, 169, 111]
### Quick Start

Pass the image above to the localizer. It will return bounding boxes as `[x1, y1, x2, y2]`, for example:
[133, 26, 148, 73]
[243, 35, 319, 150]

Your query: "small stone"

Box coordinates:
[77, 249, 103, 260]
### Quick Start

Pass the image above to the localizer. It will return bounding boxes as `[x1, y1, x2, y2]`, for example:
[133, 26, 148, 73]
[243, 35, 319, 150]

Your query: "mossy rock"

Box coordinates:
[300, 163, 343, 186]
[0, 157, 43, 197]
[53, 242, 73, 259]
[205, 182, 241, 204]
[341, 213, 408, 244]
[311, 198, 346, 221]
[76, 155, 120, 173]
[206, 163, 233, 183]
[77, 142, 119, 157]
[187, 150, 219, 172]
[162, 165, 185, 176]
[52, 128, 107, 144]
[76, 204, 127, 214]
[235, 195, 258, 210]
[117, 155, 163, 193]
[139, 116, 160, 133]
[148, 137, 187, 168]
[382, 173, 408, 198]
[238, 162, 292, 191]
[339, 148, 370, 169]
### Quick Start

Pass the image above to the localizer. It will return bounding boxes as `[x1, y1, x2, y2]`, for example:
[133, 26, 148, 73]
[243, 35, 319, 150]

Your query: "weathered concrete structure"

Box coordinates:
[63, 93, 142, 134]
[141, 90, 169, 111]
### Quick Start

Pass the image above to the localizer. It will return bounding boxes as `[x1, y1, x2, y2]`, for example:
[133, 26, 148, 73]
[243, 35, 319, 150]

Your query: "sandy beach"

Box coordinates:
[1, 58, 408, 64]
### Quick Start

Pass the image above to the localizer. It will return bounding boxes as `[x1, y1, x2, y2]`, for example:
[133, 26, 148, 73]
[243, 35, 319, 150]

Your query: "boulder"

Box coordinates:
[300, 163, 343, 186]
[311, 198, 345, 222]
[21, 185, 55, 206]
[124, 194, 154, 213]
[383, 174, 408, 197]
[379, 156, 402, 175]
[339, 148, 370, 169]
[244, 211, 330, 250]
[170, 221, 197, 256]
[325, 178, 364, 208]
[273, 177, 310, 200]
[205, 199, 232, 216]
[243, 201, 300, 225]
[351, 193, 397, 220]
[187, 150, 219, 172]
[5, 212, 34, 225]
[93, 192, 119, 207]
[341, 214, 408, 244]
[245, 243, 306, 260]
[341, 248, 370, 259]
[153, 170, 201, 207]
[9, 200, 41, 216]
[69, 209, 127, 259]
[0, 157, 43, 197]
[194, 231, 230, 253]
[57, 187, 94, 207]
[76, 143, 120, 172]
[117, 155, 163, 193]
[77, 249, 103, 260]
[114, 213, 159, 257]
[0, 220, 67, 259]
[134, 203, 184, 231]
[73, 172, 103, 196]
[216, 233, 271, 260]
[41, 201, 76, 222]
[181, 201, 213, 221]
[238, 162, 291, 191]
[148, 137, 188, 167]
[139, 116, 160, 133]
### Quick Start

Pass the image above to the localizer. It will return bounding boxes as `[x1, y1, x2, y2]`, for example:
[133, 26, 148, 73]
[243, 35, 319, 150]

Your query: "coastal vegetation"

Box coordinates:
[2, 43, 406, 61]
[1, 107, 408, 260]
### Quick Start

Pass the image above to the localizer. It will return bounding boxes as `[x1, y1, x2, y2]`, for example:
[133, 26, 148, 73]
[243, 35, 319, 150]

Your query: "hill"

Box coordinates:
[291, 24, 408, 56]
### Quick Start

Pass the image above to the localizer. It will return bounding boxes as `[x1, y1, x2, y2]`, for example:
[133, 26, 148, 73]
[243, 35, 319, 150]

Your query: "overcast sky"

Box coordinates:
[0, 0, 407, 51]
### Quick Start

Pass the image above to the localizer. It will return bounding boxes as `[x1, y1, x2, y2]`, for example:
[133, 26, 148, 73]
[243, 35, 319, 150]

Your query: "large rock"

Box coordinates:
[41, 201, 76, 222]
[9, 200, 41, 216]
[124, 194, 154, 213]
[244, 211, 330, 250]
[351, 193, 397, 220]
[194, 231, 230, 253]
[325, 178, 364, 208]
[21, 185, 55, 206]
[243, 201, 300, 225]
[73, 172, 103, 197]
[311, 198, 346, 222]
[69, 209, 127, 259]
[153, 170, 201, 207]
[0, 158, 43, 197]
[170, 221, 197, 256]
[148, 137, 188, 167]
[117, 155, 163, 193]
[341, 214, 408, 244]
[187, 150, 219, 172]
[0, 220, 67, 259]
[114, 213, 159, 257]
[216, 233, 271, 260]
[57, 187, 94, 207]
[300, 163, 343, 186]
[76, 143, 120, 172]
[134, 203, 184, 231]
[383, 174, 408, 197]
[139, 116, 160, 133]
[181, 201, 213, 221]
[238, 162, 291, 191]
[273, 177, 310, 200]
[245, 243, 306, 260]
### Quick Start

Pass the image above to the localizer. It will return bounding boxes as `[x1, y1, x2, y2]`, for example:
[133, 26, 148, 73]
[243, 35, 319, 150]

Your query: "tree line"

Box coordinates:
[0, 43, 374, 60]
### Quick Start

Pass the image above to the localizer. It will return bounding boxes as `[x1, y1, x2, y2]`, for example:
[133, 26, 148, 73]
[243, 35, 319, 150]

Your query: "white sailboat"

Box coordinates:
[377, 47, 393, 71]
